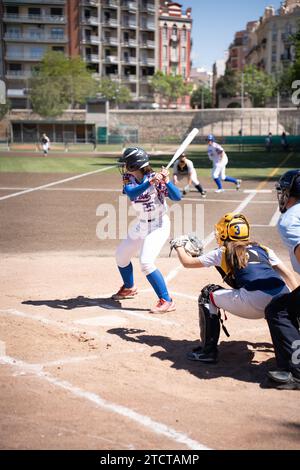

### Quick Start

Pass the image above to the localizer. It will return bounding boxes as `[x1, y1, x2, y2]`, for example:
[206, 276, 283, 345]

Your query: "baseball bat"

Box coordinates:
[166, 128, 199, 170]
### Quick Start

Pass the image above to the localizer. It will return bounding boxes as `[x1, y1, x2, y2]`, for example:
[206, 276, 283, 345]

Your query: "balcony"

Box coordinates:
[85, 54, 100, 63]
[140, 3, 156, 14]
[103, 55, 118, 64]
[121, 1, 137, 11]
[4, 13, 66, 24]
[81, 15, 99, 26]
[81, 35, 100, 45]
[122, 56, 137, 65]
[171, 34, 178, 42]
[5, 33, 68, 43]
[106, 73, 119, 80]
[140, 40, 155, 48]
[6, 52, 46, 61]
[80, 0, 98, 6]
[140, 75, 152, 83]
[122, 74, 137, 82]
[122, 39, 137, 47]
[122, 20, 137, 29]
[140, 22, 155, 31]
[102, 18, 118, 27]
[5, 70, 33, 79]
[102, 36, 119, 46]
[4, 0, 65, 3]
[103, 0, 118, 8]
[140, 57, 155, 66]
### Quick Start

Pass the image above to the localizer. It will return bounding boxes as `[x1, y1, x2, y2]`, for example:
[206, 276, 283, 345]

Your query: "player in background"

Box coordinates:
[265, 170, 300, 388]
[171, 213, 296, 363]
[207, 134, 241, 193]
[112, 147, 181, 314]
[172, 153, 207, 197]
[41, 133, 50, 156]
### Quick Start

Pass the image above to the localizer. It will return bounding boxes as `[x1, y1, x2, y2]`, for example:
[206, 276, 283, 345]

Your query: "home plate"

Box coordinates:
[74, 315, 127, 327]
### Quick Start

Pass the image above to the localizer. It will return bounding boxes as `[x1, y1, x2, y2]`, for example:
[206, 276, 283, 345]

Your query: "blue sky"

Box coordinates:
[178, 0, 282, 71]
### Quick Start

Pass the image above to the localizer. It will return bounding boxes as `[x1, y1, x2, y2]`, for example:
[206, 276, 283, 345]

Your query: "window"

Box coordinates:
[163, 24, 168, 42]
[51, 28, 64, 39]
[51, 8, 63, 16]
[29, 28, 42, 39]
[28, 7, 41, 16]
[182, 67, 186, 78]
[7, 6, 19, 15]
[30, 46, 45, 58]
[7, 27, 21, 38]
[163, 45, 167, 61]
[172, 24, 177, 37]
[182, 26, 186, 43]
[181, 47, 186, 62]
[52, 46, 64, 52]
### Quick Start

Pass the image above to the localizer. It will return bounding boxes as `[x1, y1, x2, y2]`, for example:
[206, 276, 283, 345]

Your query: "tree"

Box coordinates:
[30, 51, 97, 117]
[0, 102, 10, 121]
[97, 78, 131, 107]
[240, 65, 276, 107]
[216, 68, 240, 99]
[150, 71, 192, 107]
[190, 85, 212, 109]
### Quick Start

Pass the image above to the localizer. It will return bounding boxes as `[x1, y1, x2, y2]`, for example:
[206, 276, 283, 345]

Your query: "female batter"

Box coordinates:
[172, 213, 297, 362]
[112, 147, 181, 313]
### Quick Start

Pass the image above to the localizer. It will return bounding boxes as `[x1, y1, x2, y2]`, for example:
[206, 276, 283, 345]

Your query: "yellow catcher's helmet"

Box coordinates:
[215, 213, 250, 245]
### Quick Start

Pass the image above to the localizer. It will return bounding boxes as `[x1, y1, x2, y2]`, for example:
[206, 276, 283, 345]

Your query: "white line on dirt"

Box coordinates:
[100, 305, 178, 326]
[165, 192, 257, 284]
[269, 207, 281, 227]
[37, 356, 99, 368]
[0, 165, 116, 201]
[0, 354, 210, 450]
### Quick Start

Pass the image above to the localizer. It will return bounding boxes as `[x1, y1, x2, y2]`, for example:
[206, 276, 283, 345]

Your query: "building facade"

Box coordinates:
[1, 0, 159, 108]
[246, 1, 300, 75]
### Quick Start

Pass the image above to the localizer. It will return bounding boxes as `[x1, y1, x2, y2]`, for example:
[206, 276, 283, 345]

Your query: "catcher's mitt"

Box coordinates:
[169, 234, 204, 257]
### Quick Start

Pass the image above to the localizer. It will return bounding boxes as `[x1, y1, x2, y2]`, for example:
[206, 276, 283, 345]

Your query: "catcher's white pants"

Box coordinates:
[211, 155, 228, 180]
[175, 169, 200, 186]
[210, 285, 290, 319]
[116, 214, 170, 276]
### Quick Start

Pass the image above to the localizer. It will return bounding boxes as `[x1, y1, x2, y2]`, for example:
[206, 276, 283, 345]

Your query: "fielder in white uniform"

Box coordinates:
[207, 134, 241, 193]
[172, 212, 296, 363]
[112, 147, 181, 314]
[173, 153, 206, 197]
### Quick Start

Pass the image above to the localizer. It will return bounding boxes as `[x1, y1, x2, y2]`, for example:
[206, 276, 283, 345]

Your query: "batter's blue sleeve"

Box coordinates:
[166, 181, 182, 201]
[123, 179, 151, 201]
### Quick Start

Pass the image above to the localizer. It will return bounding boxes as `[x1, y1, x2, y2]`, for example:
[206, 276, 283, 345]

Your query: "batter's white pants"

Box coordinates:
[210, 285, 290, 319]
[211, 155, 228, 180]
[175, 169, 200, 186]
[116, 214, 170, 276]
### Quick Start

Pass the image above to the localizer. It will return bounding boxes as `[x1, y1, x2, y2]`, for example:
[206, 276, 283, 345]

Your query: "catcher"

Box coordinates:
[170, 213, 297, 363]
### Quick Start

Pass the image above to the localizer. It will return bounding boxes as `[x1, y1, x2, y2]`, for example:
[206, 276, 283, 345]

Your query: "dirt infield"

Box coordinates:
[0, 168, 299, 450]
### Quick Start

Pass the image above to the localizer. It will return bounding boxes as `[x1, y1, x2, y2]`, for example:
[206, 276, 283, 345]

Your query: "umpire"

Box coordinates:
[265, 170, 300, 389]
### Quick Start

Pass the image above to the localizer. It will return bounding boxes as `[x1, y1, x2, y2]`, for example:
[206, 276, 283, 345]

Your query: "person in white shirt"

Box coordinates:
[207, 134, 241, 193]
[173, 153, 206, 197]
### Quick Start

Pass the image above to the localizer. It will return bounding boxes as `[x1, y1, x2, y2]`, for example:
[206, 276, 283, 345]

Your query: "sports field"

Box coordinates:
[0, 145, 299, 450]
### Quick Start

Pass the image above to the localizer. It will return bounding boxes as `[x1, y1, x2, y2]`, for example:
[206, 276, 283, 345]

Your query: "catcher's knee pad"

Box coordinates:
[198, 284, 223, 352]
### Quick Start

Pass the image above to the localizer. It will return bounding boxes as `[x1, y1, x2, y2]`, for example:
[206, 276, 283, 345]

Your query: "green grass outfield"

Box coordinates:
[0, 145, 298, 180]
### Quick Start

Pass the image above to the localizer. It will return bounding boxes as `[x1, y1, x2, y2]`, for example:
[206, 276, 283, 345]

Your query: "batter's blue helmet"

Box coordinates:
[207, 134, 215, 142]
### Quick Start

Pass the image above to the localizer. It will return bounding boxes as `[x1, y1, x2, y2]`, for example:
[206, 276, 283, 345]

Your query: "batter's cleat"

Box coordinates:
[187, 348, 218, 363]
[150, 298, 176, 314]
[236, 179, 242, 191]
[111, 285, 138, 300]
[214, 188, 224, 193]
[201, 191, 207, 198]
[182, 190, 186, 196]
[267, 370, 292, 384]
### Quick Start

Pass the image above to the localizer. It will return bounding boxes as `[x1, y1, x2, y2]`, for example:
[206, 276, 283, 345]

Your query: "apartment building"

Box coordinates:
[159, 1, 192, 79]
[246, 1, 300, 75]
[1, 0, 159, 108]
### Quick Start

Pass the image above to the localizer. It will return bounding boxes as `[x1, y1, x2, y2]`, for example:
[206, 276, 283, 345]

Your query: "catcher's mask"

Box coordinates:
[117, 147, 149, 175]
[276, 170, 300, 213]
[215, 213, 250, 246]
